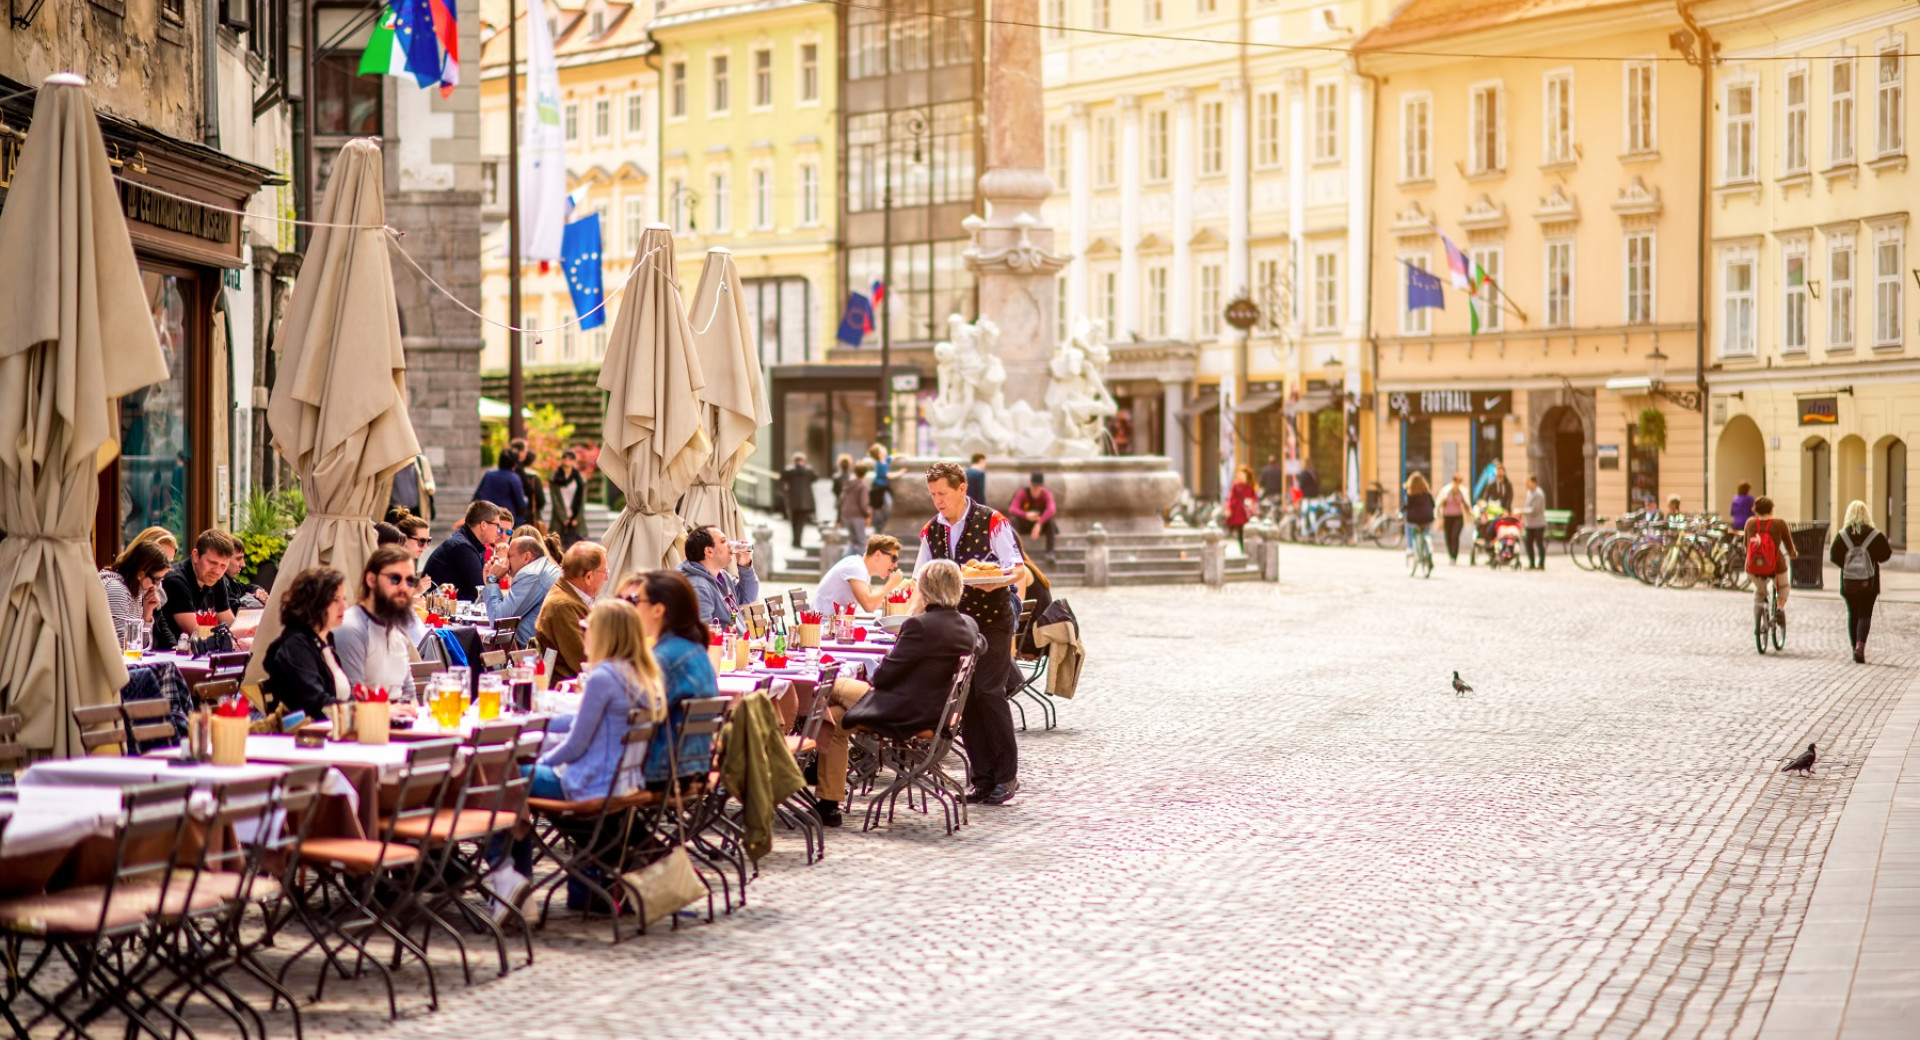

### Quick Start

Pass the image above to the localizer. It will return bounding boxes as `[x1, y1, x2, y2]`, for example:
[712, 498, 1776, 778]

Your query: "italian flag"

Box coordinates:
[358, 6, 409, 78]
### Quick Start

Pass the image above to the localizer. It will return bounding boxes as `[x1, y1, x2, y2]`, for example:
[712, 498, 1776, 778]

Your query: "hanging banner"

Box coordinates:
[519, 0, 568, 261]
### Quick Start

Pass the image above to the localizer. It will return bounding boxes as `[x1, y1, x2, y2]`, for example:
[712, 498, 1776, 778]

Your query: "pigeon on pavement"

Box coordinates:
[1451, 671, 1473, 696]
[1781, 743, 1817, 775]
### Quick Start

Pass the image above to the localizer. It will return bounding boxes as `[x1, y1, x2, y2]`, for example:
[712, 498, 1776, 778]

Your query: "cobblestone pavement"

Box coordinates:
[270, 545, 1918, 1040]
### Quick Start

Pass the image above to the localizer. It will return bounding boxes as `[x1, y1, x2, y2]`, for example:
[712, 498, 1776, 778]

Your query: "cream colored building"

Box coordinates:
[1042, 0, 1390, 499]
[1698, 0, 1916, 551]
[479, 0, 659, 372]
[1357, 0, 1705, 525]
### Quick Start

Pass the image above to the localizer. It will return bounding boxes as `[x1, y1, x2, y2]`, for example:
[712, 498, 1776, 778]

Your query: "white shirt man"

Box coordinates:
[816, 535, 907, 613]
[333, 548, 421, 699]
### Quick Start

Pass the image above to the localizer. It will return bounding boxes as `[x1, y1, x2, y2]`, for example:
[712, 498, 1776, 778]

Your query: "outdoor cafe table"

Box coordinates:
[0, 784, 130, 896]
[240, 735, 420, 835]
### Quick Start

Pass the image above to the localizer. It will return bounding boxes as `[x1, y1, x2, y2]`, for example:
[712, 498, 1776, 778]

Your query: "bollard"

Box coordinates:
[752, 524, 774, 577]
[1200, 524, 1226, 588]
[1245, 522, 1269, 574]
[1084, 523, 1111, 588]
[1259, 521, 1281, 581]
[819, 524, 848, 581]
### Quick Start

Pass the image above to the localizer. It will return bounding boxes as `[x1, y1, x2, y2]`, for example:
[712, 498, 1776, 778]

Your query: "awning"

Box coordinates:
[1177, 391, 1219, 418]
[478, 396, 533, 420]
[1605, 376, 1653, 392]
[1284, 390, 1339, 416]
[1233, 390, 1285, 414]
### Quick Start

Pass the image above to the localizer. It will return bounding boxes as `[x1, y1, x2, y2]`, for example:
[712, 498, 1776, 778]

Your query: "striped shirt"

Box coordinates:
[99, 569, 142, 645]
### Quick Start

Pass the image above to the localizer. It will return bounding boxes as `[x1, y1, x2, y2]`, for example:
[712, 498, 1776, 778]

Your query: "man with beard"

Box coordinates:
[333, 546, 424, 699]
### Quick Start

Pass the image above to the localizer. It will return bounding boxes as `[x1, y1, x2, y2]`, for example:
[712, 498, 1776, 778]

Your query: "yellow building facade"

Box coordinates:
[1358, 0, 1706, 526]
[1698, 0, 1917, 551]
[652, 0, 838, 367]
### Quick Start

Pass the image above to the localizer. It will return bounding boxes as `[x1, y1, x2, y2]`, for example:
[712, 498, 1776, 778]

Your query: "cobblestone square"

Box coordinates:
[292, 545, 1917, 1040]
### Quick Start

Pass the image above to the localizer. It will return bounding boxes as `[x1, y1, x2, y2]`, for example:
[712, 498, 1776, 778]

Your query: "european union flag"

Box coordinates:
[394, 0, 442, 91]
[836, 291, 874, 347]
[561, 214, 606, 331]
[1405, 261, 1445, 312]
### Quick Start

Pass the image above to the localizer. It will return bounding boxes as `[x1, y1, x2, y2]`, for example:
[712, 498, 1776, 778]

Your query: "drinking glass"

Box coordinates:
[477, 675, 504, 720]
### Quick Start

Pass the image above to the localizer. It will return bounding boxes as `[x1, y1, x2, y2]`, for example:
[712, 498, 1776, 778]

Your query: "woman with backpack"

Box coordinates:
[1742, 496, 1798, 636]
[1830, 499, 1893, 663]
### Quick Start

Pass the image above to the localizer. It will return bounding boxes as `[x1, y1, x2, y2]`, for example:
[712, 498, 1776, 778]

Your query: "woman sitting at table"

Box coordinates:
[128, 525, 179, 563]
[260, 567, 352, 720]
[100, 541, 170, 648]
[531, 598, 663, 800]
[622, 570, 722, 787]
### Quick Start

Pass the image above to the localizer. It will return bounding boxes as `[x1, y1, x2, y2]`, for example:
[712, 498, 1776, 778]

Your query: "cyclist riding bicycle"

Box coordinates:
[1743, 495, 1798, 632]
[1403, 473, 1435, 555]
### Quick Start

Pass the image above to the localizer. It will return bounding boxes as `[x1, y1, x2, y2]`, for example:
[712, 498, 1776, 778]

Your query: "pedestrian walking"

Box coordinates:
[779, 452, 819, 549]
[867, 443, 893, 533]
[1728, 480, 1755, 530]
[1403, 472, 1435, 557]
[831, 454, 854, 500]
[549, 449, 587, 547]
[510, 437, 546, 531]
[476, 449, 529, 528]
[1830, 500, 1893, 663]
[840, 460, 872, 547]
[1257, 455, 1286, 504]
[1296, 460, 1321, 501]
[1010, 470, 1060, 562]
[965, 453, 988, 503]
[1225, 465, 1257, 550]
[1522, 475, 1548, 570]
[1487, 462, 1514, 512]
[1438, 472, 1471, 565]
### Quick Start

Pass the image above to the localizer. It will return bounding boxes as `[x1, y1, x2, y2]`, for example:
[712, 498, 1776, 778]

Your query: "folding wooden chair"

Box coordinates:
[122, 697, 179, 752]
[525, 711, 657, 943]
[786, 588, 810, 616]
[73, 702, 129, 753]
[206, 650, 250, 684]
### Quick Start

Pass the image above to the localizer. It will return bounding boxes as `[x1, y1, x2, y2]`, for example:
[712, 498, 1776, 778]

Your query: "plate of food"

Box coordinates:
[960, 560, 1014, 586]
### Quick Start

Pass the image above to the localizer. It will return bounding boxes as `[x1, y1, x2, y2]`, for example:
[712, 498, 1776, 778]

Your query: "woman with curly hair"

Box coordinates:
[260, 566, 351, 718]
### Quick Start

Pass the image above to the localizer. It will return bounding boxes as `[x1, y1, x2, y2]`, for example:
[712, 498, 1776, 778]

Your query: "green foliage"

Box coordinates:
[233, 488, 305, 583]
[1637, 407, 1668, 453]
[481, 422, 508, 467]
[523, 405, 576, 473]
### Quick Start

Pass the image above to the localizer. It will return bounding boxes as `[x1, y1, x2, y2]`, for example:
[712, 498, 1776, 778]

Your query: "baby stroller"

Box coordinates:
[1469, 502, 1523, 569]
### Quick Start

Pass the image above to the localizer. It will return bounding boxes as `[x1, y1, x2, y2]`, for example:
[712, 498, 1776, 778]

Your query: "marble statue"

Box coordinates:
[930, 314, 1124, 459]
[1044, 317, 1119, 458]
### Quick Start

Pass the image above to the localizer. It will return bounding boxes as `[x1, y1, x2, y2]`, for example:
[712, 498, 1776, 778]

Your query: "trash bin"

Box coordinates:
[1789, 522, 1829, 588]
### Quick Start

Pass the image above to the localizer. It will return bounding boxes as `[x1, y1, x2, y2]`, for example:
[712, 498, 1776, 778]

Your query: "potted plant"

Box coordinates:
[1636, 407, 1668, 453]
[235, 488, 301, 592]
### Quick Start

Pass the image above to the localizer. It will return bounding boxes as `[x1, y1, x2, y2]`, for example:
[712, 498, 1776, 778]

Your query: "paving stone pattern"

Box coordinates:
[285, 547, 1915, 1040]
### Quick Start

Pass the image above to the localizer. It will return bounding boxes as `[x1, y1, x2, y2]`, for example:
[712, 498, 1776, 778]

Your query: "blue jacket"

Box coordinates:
[647, 634, 719, 781]
[677, 559, 760, 629]
[482, 555, 559, 645]
[475, 468, 529, 526]
[538, 663, 647, 801]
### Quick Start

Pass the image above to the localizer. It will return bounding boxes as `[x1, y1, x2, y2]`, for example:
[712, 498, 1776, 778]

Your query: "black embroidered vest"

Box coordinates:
[923, 500, 1013, 631]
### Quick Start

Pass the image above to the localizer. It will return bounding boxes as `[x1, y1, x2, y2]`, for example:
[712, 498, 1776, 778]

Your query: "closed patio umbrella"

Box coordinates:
[600, 224, 709, 581]
[0, 75, 170, 755]
[247, 138, 421, 678]
[680, 247, 771, 540]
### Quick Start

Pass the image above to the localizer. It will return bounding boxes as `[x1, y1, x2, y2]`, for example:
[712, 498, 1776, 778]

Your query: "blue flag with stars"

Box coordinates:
[561, 214, 606, 331]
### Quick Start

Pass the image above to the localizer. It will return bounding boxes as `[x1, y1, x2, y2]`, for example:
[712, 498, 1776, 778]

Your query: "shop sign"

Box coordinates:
[120, 182, 234, 246]
[1597, 444, 1620, 470]
[1386, 389, 1512, 419]
[890, 372, 920, 394]
[1798, 396, 1839, 426]
[1223, 297, 1261, 331]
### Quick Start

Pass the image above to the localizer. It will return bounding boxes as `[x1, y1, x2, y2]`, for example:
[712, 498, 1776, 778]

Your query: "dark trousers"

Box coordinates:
[1442, 515, 1464, 561]
[1014, 516, 1058, 555]
[961, 625, 1018, 790]
[1524, 527, 1546, 568]
[1844, 586, 1878, 648]
[788, 513, 813, 547]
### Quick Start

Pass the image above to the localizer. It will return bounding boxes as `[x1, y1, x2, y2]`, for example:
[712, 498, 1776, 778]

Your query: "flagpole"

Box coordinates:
[506, 0, 526, 442]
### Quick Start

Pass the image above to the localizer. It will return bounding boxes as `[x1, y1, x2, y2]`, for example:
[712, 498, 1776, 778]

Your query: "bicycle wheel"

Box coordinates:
[1375, 517, 1404, 549]
[1755, 608, 1768, 654]
[1772, 596, 1786, 649]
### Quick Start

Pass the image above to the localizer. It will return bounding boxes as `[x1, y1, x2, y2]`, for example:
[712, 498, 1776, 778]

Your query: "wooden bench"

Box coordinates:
[1544, 509, 1574, 540]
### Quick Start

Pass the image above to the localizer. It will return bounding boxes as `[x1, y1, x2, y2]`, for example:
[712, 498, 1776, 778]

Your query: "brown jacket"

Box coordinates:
[533, 580, 591, 681]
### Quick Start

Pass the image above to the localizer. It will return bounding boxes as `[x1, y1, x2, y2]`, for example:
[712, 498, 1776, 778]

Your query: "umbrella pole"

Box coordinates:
[507, 0, 527, 442]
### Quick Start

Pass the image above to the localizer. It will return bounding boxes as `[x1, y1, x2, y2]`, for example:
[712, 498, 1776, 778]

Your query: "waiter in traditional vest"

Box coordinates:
[916, 461, 1022, 805]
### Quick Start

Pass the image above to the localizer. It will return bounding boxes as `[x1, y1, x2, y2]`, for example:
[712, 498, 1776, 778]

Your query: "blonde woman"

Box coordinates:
[1830, 499, 1893, 663]
[1403, 472, 1435, 563]
[530, 599, 664, 802]
[128, 526, 179, 563]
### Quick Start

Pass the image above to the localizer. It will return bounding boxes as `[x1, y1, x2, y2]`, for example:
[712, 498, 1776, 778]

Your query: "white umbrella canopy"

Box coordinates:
[0, 75, 170, 755]
[600, 224, 709, 580]
[680, 247, 771, 540]
[247, 138, 420, 678]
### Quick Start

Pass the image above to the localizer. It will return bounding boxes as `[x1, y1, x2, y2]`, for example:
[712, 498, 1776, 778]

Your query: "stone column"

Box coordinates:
[1084, 523, 1110, 587]
[1118, 95, 1142, 340]
[1343, 70, 1372, 348]
[1068, 102, 1093, 328]
[1162, 378, 1186, 479]
[1224, 77, 1250, 311]
[818, 525, 848, 582]
[1284, 70, 1307, 356]
[1200, 523, 1226, 587]
[1168, 87, 1196, 341]
[967, 0, 1069, 414]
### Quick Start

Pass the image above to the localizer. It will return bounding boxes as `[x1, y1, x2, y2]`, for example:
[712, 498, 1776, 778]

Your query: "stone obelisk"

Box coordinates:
[965, 0, 1068, 414]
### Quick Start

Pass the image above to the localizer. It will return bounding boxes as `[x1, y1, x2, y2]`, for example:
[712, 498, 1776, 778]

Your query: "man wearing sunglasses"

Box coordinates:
[333, 546, 421, 699]
[815, 534, 907, 614]
[423, 500, 506, 600]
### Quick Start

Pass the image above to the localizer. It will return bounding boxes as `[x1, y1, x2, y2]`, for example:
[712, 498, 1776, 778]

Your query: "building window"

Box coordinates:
[1625, 61, 1655, 154]
[711, 54, 730, 115]
[1047, 122, 1069, 188]
[1256, 257, 1284, 331]
[589, 9, 604, 35]
[1199, 263, 1222, 337]
[1400, 254, 1431, 336]
[563, 101, 579, 142]
[753, 49, 773, 109]
[1091, 0, 1109, 29]
[561, 320, 578, 362]
[710, 171, 731, 232]
[1724, 82, 1756, 182]
[1542, 70, 1573, 164]
[1045, 0, 1066, 37]
[1832, 56, 1855, 165]
[312, 28, 384, 137]
[1722, 251, 1756, 357]
[1472, 245, 1503, 332]
[593, 98, 610, 140]
[626, 92, 645, 138]
[1256, 89, 1282, 168]
[1148, 266, 1169, 338]
[1783, 246, 1809, 353]
[1197, 0, 1216, 11]
[668, 176, 688, 232]
[1312, 81, 1339, 162]
[753, 168, 773, 230]
[798, 162, 819, 226]
[1095, 113, 1118, 187]
[1400, 93, 1430, 182]
[1146, 108, 1170, 182]
[624, 198, 645, 254]
[1874, 226, 1903, 346]
[1469, 83, 1504, 174]
[799, 43, 819, 101]
[1830, 235, 1855, 350]
[848, 4, 885, 80]
[1624, 231, 1654, 325]
[1199, 99, 1225, 176]
[1142, 0, 1162, 23]
[1100, 270, 1118, 335]
[1877, 47, 1904, 157]
[1783, 68, 1808, 174]
[1545, 239, 1573, 328]
[1311, 246, 1339, 333]
[670, 62, 687, 118]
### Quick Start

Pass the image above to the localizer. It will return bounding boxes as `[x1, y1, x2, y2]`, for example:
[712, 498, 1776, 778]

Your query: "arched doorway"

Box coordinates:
[1538, 405, 1586, 526]
[1877, 436, 1908, 548]
[1714, 414, 1765, 518]
[1803, 437, 1832, 524]
[1838, 435, 1868, 521]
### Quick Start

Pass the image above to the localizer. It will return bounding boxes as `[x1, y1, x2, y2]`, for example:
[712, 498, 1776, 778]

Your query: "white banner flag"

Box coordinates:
[519, 0, 567, 261]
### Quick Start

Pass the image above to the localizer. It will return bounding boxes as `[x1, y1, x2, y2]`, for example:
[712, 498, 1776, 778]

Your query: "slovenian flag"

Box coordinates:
[360, 0, 458, 98]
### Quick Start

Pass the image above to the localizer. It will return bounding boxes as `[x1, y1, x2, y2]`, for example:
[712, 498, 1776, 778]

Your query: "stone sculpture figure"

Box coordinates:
[1044, 318, 1119, 458]
[929, 314, 1018, 457]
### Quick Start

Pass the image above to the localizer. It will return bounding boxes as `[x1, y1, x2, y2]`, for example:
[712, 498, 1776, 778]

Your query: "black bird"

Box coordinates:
[1451, 671, 1473, 696]
[1782, 743, 1817, 775]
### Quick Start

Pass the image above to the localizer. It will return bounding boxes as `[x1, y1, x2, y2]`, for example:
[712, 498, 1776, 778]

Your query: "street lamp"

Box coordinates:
[668, 184, 701, 234]
[1645, 345, 1702, 411]
[878, 109, 929, 450]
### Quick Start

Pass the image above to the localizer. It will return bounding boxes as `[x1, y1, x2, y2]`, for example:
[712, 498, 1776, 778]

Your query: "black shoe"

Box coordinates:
[965, 785, 994, 804]
[814, 798, 842, 827]
[981, 780, 1020, 805]
[1855, 642, 1866, 664]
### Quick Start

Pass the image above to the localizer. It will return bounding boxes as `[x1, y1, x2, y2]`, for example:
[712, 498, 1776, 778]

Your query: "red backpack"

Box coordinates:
[1746, 521, 1781, 576]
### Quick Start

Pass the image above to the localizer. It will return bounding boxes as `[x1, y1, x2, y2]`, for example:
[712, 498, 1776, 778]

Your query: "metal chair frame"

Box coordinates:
[774, 666, 839, 866]
[1009, 599, 1057, 732]
[858, 654, 977, 835]
[524, 710, 656, 943]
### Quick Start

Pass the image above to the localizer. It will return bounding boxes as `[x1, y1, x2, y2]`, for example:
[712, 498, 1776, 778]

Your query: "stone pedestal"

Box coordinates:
[1200, 525, 1226, 587]
[1258, 522, 1281, 582]
[818, 525, 848, 581]
[1245, 522, 1269, 575]
[1084, 523, 1110, 587]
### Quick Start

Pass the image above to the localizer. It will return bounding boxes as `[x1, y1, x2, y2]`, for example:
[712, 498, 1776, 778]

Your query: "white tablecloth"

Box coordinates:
[0, 784, 126, 857]
[242, 734, 416, 781]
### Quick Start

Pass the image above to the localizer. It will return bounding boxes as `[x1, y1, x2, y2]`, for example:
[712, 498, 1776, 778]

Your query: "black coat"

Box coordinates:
[423, 524, 487, 598]
[842, 605, 983, 738]
[780, 464, 818, 519]
[1831, 524, 1894, 596]
[261, 621, 340, 720]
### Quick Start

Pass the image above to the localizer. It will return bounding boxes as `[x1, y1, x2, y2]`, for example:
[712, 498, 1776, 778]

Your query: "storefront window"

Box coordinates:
[1401, 419, 1432, 486]
[120, 273, 194, 549]
[1627, 424, 1661, 512]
